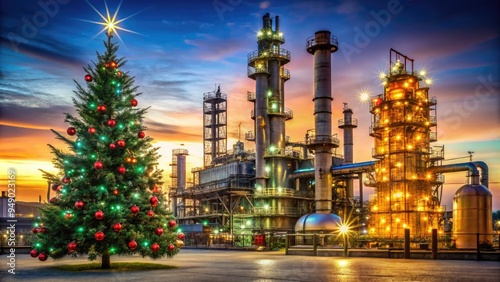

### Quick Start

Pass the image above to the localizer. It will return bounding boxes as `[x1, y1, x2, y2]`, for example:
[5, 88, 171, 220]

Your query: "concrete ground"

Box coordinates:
[1, 249, 499, 281]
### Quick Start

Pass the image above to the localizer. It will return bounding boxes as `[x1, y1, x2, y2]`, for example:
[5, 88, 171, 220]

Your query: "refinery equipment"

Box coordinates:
[168, 13, 492, 249]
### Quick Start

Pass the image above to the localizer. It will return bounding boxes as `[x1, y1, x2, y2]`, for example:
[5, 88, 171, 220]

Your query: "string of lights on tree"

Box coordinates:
[32, 11, 183, 265]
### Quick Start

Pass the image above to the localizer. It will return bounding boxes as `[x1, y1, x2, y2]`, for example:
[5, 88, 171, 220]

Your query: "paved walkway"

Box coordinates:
[1, 249, 499, 281]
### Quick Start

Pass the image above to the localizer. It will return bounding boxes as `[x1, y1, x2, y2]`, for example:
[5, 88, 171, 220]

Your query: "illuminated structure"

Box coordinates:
[367, 49, 442, 237]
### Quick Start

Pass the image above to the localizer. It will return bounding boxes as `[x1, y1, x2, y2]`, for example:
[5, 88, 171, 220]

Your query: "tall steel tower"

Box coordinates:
[247, 13, 292, 189]
[203, 86, 227, 167]
[369, 49, 441, 237]
[305, 31, 340, 213]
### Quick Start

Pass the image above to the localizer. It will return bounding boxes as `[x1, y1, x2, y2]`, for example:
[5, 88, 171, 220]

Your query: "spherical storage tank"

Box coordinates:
[294, 213, 342, 245]
[453, 183, 492, 249]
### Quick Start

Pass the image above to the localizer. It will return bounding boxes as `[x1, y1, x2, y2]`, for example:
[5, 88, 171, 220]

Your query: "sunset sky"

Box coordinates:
[1, 0, 499, 210]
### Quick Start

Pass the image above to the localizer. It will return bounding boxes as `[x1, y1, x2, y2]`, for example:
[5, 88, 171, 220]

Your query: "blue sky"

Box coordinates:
[0, 0, 499, 209]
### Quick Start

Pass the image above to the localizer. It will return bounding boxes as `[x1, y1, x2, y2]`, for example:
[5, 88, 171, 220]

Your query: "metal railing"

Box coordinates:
[338, 118, 358, 127]
[280, 68, 290, 80]
[247, 91, 255, 101]
[247, 65, 269, 77]
[247, 48, 291, 63]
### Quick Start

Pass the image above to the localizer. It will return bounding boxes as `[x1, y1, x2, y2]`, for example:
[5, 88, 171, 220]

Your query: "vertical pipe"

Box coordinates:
[431, 228, 438, 259]
[404, 228, 410, 259]
[255, 75, 269, 188]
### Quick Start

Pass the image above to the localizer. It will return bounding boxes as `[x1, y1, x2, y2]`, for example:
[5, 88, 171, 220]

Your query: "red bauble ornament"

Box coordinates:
[130, 99, 138, 107]
[67, 127, 76, 136]
[117, 71, 122, 77]
[118, 166, 126, 175]
[168, 220, 177, 228]
[38, 253, 48, 261]
[95, 210, 104, 220]
[30, 249, 39, 258]
[177, 233, 185, 240]
[113, 189, 119, 195]
[38, 227, 47, 233]
[375, 98, 383, 106]
[131, 205, 140, 214]
[107, 119, 116, 127]
[113, 223, 122, 232]
[65, 212, 73, 219]
[104, 62, 110, 68]
[155, 228, 163, 236]
[150, 196, 158, 207]
[167, 244, 175, 252]
[94, 161, 104, 170]
[32, 227, 39, 234]
[49, 197, 57, 204]
[75, 201, 85, 210]
[109, 143, 116, 149]
[147, 210, 154, 217]
[62, 177, 71, 184]
[128, 240, 137, 250]
[138, 131, 145, 139]
[88, 127, 96, 134]
[68, 242, 77, 252]
[151, 243, 160, 252]
[97, 104, 107, 113]
[51, 184, 60, 191]
[117, 140, 126, 147]
[84, 74, 92, 82]
[110, 61, 117, 68]
[94, 231, 105, 241]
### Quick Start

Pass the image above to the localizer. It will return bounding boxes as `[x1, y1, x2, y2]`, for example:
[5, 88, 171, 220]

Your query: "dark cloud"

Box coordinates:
[0, 102, 72, 130]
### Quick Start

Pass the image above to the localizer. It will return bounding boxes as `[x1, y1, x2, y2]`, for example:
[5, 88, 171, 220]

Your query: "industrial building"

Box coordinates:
[168, 13, 492, 248]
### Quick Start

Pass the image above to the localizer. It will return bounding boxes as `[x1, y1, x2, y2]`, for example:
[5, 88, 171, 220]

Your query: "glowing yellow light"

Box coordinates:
[396, 218, 401, 223]
[425, 78, 432, 85]
[425, 197, 429, 201]
[396, 162, 402, 167]
[396, 135, 401, 140]
[360, 92, 370, 102]
[407, 144, 413, 150]
[386, 196, 390, 201]
[408, 79, 413, 83]
[404, 82, 408, 87]
[257, 31, 263, 36]
[419, 70, 426, 76]
[386, 226, 390, 231]
[370, 228, 375, 233]
[382, 176, 387, 181]
[279, 32, 283, 36]
[379, 72, 386, 79]
[372, 205, 378, 211]
[384, 119, 389, 124]
[412, 175, 417, 180]
[424, 217, 428, 221]
[425, 121, 430, 126]
[81, 1, 142, 42]
[384, 137, 388, 142]
[382, 81, 387, 86]
[267, 31, 271, 35]
[381, 168, 386, 172]
[403, 223, 407, 228]
[417, 206, 423, 211]
[381, 218, 386, 223]
[416, 135, 421, 140]
[339, 224, 349, 234]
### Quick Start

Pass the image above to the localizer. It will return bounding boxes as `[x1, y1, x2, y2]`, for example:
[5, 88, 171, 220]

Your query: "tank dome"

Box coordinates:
[295, 213, 341, 233]
[454, 184, 492, 197]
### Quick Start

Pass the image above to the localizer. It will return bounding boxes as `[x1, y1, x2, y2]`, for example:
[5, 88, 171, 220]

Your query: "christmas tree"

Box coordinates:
[33, 34, 183, 269]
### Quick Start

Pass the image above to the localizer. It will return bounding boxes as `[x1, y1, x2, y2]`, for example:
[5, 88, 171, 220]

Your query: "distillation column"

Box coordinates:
[169, 148, 189, 217]
[369, 49, 441, 237]
[306, 31, 339, 213]
[203, 86, 227, 167]
[247, 13, 291, 188]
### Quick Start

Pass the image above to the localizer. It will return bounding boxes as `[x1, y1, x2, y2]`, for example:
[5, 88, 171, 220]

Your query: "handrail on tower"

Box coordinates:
[389, 48, 414, 75]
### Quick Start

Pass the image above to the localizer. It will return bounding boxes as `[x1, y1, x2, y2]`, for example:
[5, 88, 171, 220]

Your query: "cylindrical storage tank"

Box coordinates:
[453, 184, 492, 249]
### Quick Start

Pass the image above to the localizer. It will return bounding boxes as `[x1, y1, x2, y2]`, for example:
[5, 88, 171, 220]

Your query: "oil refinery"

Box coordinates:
[168, 13, 492, 249]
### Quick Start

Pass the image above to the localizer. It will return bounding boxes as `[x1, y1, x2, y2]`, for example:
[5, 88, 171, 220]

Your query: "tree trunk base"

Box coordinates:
[101, 252, 111, 269]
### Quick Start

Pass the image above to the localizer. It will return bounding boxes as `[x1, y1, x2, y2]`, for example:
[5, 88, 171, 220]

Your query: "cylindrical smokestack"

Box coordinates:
[339, 103, 358, 201]
[307, 30, 339, 213]
[275, 15, 280, 31]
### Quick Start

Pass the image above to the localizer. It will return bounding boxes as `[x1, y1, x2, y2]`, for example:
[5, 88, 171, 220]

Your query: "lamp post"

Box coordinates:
[340, 224, 349, 257]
